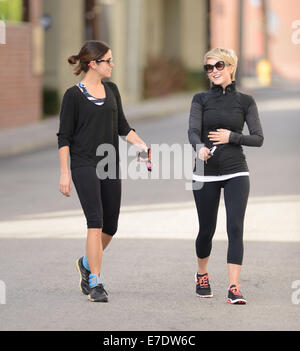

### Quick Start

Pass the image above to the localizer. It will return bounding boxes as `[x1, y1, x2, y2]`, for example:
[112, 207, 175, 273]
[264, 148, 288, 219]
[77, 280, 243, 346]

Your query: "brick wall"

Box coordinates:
[0, 23, 42, 130]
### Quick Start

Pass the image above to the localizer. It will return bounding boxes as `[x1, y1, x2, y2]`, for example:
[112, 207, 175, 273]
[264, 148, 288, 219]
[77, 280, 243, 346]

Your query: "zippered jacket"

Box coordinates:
[188, 81, 264, 176]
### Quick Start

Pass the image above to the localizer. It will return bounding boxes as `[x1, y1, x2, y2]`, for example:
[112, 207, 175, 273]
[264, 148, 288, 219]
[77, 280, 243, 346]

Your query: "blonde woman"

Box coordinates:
[188, 48, 264, 304]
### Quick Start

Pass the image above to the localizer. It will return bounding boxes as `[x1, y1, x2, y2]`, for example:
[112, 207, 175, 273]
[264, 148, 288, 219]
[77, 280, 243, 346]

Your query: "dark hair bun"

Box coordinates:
[68, 55, 79, 65]
[67, 41, 110, 75]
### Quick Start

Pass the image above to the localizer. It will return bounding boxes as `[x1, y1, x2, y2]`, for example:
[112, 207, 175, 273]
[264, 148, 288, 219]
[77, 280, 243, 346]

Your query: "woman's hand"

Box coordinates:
[126, 130, 148, 153]
[59, 172, 72, 197]
[136, 142, 148, 153]
[198, 147, 211, 162]
[208, 129, 231, 145]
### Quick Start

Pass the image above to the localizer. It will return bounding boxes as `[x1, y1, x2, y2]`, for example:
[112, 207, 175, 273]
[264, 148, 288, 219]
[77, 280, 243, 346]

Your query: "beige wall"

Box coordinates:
[210, 0, 300, 82]
[144, 0, 208, 69]
[210, 0, 239, 53]
[268, 0, 300, 81]
[180, 0, 208, 70]
[109, 0, 126, 96]
[43, 0, 84, 97]
[145, 0, 164, 58]
[43, 0, 210, 102]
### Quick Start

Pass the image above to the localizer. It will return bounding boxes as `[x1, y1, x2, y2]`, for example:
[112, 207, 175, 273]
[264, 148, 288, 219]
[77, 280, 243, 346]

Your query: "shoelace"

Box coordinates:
[229, 285, 242, 296]
[88, 273, 105, 287]
[95, 284, 108, 296]
[197, 274, 210, 288]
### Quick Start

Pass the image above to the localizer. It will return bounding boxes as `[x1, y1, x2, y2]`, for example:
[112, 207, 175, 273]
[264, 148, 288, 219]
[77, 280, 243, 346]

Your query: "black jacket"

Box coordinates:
[188, 81, 264, 176]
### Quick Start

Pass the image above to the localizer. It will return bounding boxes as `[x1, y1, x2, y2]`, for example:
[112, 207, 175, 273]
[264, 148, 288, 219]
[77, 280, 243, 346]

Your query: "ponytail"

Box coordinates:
[67, 40, 110, 76]
[67, 54, 79, 65]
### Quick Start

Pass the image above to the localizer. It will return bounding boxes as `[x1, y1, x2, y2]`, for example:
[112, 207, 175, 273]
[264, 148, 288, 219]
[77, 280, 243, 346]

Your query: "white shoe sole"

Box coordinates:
[197, 294, 213, 298]
[226, 298, 247, 304]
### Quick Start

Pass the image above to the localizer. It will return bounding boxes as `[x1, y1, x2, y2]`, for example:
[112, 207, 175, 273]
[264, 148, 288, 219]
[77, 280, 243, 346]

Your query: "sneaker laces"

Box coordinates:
[95, 283, 108, 296]
[197, 274, 210, 288]
[229, 284, 242, 296]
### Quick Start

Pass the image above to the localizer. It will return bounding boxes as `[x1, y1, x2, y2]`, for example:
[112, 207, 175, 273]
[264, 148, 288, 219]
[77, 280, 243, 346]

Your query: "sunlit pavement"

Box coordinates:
[0, 85, 299, 331]
[0, 195, 299, 242]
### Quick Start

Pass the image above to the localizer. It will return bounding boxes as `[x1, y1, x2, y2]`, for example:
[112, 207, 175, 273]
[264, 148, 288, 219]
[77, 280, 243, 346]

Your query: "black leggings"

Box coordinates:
[71, 166, 121, 236]
[193, 176, 250, 265]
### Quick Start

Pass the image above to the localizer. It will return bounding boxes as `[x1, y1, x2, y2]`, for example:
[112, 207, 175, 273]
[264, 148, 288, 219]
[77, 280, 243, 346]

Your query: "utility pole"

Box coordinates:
[237, 0, 244, 87]
[261, 0, 268, 59]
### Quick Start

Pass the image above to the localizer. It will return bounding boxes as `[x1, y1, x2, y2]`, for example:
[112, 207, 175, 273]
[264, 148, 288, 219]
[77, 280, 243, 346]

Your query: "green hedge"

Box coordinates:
[184, 70, 209, 92]
[0, 0, 23, 22]
[43, 88, 60, 117]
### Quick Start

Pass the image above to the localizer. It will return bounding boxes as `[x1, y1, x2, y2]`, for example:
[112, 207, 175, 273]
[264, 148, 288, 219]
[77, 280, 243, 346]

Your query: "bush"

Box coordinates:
[143, 56, 186, 98]
[43, 87, 60, 117]
[143, 57, 210, 98]
[184, 70, 209, 92]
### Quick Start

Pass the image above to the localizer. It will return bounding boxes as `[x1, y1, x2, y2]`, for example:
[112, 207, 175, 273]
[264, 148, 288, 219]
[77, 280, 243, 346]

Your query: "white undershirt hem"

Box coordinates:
[192, 172, 249, 182]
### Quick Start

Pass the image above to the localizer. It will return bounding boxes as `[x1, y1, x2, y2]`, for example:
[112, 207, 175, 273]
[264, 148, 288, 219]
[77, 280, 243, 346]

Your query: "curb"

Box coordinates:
[0, 92, 192, 159]
[1, 83, 299, 159]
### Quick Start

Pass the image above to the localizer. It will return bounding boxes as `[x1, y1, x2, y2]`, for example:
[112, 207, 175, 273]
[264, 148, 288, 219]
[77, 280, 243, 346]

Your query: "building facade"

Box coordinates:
[0, 0, 43, 130]
[43, 0, 209, 103]
[210, 0, 300, 84]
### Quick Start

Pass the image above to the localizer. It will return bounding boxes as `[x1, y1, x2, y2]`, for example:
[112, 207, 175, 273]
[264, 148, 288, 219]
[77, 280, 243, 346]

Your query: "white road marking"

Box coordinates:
[0, 195, 299, 241]
[257, 98, 300, 112]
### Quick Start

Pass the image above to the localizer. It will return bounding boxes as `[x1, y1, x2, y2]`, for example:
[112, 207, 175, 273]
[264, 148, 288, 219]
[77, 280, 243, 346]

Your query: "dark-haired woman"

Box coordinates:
[188, 48, 264, 304]
[57, 40, 148, 302]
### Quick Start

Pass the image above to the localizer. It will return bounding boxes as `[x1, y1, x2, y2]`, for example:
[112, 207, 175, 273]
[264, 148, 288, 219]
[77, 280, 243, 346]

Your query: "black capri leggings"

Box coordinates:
[193, 176, 250, 265]
[71, 166, 121, 236]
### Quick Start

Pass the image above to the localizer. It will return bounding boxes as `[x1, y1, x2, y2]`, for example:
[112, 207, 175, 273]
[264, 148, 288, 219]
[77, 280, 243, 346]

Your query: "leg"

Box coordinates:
[223, 176, 250, 286]
[101, 232, 113, 250]
[227, 264, 242, 287]
[197, 257, 210, 275]
[101, 178, 122, 247]
[86, 228, 103, 276]
[71, 167, 104, 277]
[193, 181, 222, 273]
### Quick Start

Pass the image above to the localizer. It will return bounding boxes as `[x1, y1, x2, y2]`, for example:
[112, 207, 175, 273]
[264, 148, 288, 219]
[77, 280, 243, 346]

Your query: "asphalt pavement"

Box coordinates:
[0, 82, 300, 331]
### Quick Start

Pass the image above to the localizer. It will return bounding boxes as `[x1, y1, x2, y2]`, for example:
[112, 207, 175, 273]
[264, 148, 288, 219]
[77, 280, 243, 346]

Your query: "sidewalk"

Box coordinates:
[0, 91, 192, 159]
[0, 82, 299, 159]
[0, 194, 299, 241]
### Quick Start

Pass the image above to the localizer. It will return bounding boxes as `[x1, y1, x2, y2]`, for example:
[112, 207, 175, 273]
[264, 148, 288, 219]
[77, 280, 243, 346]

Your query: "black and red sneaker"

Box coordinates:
[226, 284, 247, 304]
[195, 273, 213, 298]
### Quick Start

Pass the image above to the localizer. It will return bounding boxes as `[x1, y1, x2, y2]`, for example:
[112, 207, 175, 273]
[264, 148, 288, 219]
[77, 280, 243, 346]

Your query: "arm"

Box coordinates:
[56, 89, 76, 148]
[126, 130, 147, 152]
[229, 96, 264, 147]
[108, 82, 134, 136]
[108, 82, 147, 151]
[188, 94, 211, 161]
[188, 94, 202, 151]
[58, 146, 72, 197]
[56, 89, 76, 196]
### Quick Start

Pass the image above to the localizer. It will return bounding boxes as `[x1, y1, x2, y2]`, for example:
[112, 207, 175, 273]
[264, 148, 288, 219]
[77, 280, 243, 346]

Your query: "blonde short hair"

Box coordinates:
[204, 48, 238, 81]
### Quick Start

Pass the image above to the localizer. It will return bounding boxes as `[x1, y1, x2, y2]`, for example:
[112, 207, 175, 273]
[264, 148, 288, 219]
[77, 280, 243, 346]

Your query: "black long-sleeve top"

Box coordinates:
[188, 81, 264, 176]
[56, 81, 133, 170]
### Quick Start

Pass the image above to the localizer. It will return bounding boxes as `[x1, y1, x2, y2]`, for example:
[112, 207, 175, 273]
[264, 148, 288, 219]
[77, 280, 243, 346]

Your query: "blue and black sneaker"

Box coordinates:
[75, 257, 90, 295]
[88, 274, 108, 303]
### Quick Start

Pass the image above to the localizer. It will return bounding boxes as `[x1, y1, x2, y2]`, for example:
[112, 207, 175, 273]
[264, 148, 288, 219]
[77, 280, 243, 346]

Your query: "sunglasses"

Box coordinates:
[204, 61, 231, 73]
[137, 148, 152, 172]
[95, 57, 114, 65]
